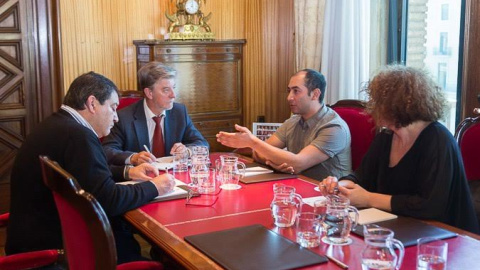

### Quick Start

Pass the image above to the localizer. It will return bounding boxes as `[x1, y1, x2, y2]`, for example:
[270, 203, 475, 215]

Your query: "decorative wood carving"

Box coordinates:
[0, 1, 23, 185]
[0, 40, 22, 68]
[0, 0, 63, 197]
[0, 2, 20, 33]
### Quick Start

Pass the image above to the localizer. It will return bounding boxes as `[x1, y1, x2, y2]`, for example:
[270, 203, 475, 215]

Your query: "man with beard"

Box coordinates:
[216, 69, 351, 181]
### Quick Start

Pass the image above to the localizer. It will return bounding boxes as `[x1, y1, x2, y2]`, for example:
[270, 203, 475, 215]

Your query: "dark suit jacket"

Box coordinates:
[102, 100, 208, 165]
[6, 110, 158, 254]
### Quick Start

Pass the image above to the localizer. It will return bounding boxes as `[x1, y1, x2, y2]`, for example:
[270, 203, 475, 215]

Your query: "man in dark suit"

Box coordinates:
[6, 72, 175, 264]
[102, 62, 208, 166]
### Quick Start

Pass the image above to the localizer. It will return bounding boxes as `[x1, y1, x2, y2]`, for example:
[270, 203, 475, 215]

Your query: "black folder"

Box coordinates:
[184, 224, 327, 270]
[352, 216, 457, 247]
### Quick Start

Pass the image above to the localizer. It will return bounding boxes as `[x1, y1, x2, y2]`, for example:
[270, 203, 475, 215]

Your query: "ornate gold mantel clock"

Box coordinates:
[165, 0, 215, 40]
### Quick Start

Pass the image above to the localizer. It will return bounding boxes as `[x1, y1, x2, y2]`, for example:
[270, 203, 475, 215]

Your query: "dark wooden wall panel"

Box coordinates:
[461, 0, 480, 117]
[0, 0, 62, 215]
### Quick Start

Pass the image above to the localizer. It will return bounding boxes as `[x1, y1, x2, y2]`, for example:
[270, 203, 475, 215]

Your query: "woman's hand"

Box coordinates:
[318, 176, 340, 196]
[339, 183, 392, 211]
[337, 182, 371, 208]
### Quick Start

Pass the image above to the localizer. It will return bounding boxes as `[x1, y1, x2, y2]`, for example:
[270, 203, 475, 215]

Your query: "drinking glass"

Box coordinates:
[190, 145, 210, 166]
[417, 237, 447, 270]
[296, 212, 322, 248]
[173, 149, 189, 172]
[172, 165, 189, 183]
[190, 155, 209, 189]
[197, 168, 217, 194]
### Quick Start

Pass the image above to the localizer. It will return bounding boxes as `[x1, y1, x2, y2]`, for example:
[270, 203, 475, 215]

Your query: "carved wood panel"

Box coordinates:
[0, 0, 24, 181]
[0, 0, 62, 216]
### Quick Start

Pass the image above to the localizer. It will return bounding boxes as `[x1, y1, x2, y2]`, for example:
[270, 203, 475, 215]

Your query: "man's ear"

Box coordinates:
[311, 88, 321, 100]
[144, 88, 153, 99]
[85, 95, 96, 113]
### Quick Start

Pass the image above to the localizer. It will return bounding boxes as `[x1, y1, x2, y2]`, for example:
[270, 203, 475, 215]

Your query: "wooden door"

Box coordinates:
[0, 0, 62, 213]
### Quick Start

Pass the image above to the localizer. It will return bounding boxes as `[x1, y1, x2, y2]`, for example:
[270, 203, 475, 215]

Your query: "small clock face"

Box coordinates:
[185, 0, 199, 15]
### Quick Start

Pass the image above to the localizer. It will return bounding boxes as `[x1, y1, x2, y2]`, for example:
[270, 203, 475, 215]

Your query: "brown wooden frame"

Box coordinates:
[119, 90, 144, 98]
[454, 115, 480, 143]
[329, 99, 368, 109]
[461, 0, 480, 120]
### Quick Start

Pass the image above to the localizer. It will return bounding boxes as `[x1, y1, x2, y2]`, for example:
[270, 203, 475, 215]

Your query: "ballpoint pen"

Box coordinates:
[325, 255, 348, 269]
[143, 145, 151, 153]
[144, 145, 168, 173]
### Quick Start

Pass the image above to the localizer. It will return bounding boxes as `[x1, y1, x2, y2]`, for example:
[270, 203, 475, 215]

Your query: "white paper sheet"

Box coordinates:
[244, 166, 274, 177]
[357, 208, 398, 225]
[117, 179, 188, 201]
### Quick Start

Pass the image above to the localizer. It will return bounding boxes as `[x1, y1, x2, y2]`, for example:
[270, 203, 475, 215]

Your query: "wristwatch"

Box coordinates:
[124, 165, 134, 180]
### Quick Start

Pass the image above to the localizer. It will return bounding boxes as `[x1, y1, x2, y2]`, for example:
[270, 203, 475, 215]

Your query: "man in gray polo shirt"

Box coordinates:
[216, 69, 351, 181]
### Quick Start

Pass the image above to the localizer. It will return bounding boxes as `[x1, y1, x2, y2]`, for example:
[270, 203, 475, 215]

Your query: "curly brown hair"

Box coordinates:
[365, 65, 447, 128]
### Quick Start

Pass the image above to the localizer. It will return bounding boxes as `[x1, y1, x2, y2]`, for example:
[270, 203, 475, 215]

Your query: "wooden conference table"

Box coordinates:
[124, 153, 480, 270]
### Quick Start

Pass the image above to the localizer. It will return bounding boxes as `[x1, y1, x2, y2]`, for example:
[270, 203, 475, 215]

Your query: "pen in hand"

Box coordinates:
[143, 144, 160, 166]
[143, 145, 151, 153]
[144, 144, 169, 174]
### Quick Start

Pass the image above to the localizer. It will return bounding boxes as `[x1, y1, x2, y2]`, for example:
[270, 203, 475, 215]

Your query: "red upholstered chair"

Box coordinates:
[0, 213, 63, 270]
[329, 99, 377, 171]
[455, 115, 480, 181]
[39, 155, 163, 270]
[118, 90, 143, 111]
[0, 212, 9, 227]
[99, 90, 143, 142]
[454, 114, 480, 227]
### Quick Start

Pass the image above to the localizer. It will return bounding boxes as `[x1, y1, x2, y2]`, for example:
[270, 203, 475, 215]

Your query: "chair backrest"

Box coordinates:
[39, 156, 117, 270]
[454, 115, 480, 181]
[329, 99, 376, 171]
[118, 90, 143, 111]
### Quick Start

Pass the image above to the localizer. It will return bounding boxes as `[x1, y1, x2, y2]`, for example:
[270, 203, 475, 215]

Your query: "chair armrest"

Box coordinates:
[116, 261, 163, 270]
[0, 249, 63, 270]
[0, 212, 9, 227]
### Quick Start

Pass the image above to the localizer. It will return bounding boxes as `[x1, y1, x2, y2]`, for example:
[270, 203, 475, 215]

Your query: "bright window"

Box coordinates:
[404, 0, 462, 133]
[441, 4, 449, 20]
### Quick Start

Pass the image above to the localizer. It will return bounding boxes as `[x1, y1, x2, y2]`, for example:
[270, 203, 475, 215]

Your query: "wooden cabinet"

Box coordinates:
[133, 39, 246, 152]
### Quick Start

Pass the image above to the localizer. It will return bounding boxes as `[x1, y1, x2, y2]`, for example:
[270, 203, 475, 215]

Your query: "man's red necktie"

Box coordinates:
[152, 115, 165, 157]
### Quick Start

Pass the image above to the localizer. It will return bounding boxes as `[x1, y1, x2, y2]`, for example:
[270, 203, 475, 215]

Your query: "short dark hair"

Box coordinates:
[63, 72, 118, 110]
[299, 69, 327, 103]
[138, 62, 176, 90]
[365, 65, 446, 128]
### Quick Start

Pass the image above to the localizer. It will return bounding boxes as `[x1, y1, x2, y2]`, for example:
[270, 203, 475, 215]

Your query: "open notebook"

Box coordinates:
[184, 224, 327, 270]
[153, 156, 175, 171]
[117, 179, 194, 202]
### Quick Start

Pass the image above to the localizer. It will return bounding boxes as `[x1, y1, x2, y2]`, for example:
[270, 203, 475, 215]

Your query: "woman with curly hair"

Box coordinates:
[320, 64, 479, 233]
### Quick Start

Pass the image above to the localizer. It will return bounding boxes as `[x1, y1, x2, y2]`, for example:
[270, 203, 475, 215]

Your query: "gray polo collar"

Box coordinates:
[299, 104, 327, 130]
